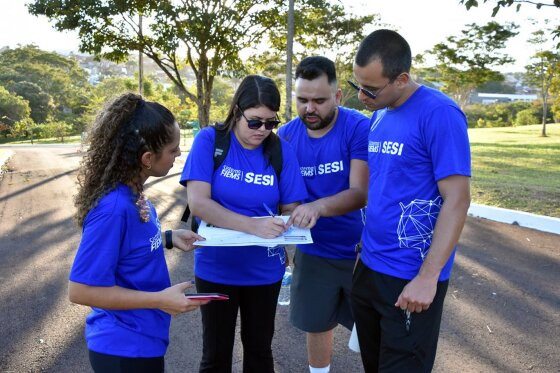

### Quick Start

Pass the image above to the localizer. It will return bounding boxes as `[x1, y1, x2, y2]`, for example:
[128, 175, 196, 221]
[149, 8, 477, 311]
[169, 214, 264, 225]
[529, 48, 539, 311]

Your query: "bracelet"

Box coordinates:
[165, 230, 173, 250]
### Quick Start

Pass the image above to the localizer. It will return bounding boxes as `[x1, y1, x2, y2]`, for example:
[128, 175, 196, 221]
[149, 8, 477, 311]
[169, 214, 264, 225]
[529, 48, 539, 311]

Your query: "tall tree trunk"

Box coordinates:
[138, 14, 144, 96]
[542, 99, 548, 137]
[197, 56, 211, 127]
[284, 0, 295, 122]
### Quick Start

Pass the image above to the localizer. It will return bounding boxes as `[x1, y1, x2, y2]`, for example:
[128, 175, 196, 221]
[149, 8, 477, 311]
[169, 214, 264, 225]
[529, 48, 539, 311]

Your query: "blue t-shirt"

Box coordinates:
[69, 184, 171, 357]
[278, 107, 369, 259]
[361, 86, 471, 281]
[180, 127, 308, 285]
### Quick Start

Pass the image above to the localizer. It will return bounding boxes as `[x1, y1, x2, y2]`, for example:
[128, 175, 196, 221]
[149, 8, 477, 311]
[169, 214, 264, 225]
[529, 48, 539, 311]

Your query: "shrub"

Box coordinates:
[464, 101, 533, 128]
[515, 109, 540, 126]
[42, 121, 72, 142]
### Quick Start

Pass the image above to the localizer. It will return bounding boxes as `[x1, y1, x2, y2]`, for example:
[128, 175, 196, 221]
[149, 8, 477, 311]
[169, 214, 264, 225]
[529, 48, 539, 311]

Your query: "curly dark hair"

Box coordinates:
[74, 93, 176, 226]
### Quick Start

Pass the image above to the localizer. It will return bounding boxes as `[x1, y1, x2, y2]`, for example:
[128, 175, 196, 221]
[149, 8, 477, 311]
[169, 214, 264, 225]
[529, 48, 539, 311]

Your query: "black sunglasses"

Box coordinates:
[241, 111, 280, 130]
[347, 80, 388, 100]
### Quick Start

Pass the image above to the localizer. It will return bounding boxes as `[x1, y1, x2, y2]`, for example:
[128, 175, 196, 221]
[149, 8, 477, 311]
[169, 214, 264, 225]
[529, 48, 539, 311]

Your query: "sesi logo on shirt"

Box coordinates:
[382, 141, 404, 155]
[369, 141, 404, 156]
[244, 173, 275, 186]
[317, 160, 344, 175]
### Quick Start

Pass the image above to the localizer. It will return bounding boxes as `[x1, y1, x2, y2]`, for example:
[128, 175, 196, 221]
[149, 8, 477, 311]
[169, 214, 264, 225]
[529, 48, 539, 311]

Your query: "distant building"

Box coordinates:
[470, 92, 538, 105]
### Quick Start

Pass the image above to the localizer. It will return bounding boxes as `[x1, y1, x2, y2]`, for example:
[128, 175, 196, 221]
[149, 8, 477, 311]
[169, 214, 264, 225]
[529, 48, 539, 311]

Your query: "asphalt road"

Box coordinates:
[0, 145, 558, 373]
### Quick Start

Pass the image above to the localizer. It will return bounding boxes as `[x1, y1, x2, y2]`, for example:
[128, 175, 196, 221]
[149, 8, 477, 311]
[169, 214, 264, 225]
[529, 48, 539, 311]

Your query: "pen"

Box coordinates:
[263, 203, 276, 218]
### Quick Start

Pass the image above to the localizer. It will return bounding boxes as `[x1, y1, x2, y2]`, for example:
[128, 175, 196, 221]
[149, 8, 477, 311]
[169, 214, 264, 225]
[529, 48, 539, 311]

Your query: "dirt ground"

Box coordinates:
[0, 145, 558, 372]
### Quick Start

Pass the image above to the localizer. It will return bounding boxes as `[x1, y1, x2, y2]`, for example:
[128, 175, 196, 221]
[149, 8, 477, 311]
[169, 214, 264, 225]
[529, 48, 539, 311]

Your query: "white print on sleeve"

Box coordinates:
[397, 197, 442, 260]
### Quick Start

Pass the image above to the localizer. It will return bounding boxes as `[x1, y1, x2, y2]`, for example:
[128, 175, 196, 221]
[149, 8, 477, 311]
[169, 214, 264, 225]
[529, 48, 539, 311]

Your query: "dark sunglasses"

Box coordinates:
[241, 111, 280, 130]
[347, 80, 388, 100]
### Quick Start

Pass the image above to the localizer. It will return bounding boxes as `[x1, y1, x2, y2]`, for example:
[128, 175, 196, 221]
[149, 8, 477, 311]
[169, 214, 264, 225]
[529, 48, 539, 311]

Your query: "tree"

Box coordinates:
[247, 0, 378, 115]
[8, 81, 51, 123]
[28, 0, 282, 127]
[285, 0, 295, 122]
[0, 85, 31, 128]
[550, 70, 560, 122]
[460, 0, 560, 47]
[524, 50, 560, 135]
[421, 21, 518, 108]
[0, 46, 90, 123]
[524, 25, 560, 135]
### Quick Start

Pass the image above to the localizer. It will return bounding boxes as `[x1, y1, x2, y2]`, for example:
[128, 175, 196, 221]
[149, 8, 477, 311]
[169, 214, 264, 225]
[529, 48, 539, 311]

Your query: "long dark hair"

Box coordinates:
[74, 93, 176, 226]
[219, 75, 282, 162]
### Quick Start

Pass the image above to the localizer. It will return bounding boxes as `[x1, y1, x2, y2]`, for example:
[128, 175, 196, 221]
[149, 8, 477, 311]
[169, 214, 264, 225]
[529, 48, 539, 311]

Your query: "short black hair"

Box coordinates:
[295, 56, 337, 85]
[355, 29, 411, 81]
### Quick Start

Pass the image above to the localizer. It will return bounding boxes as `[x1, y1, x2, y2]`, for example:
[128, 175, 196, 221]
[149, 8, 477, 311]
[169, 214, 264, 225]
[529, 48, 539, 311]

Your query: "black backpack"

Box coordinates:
[181, 125, 283, 231]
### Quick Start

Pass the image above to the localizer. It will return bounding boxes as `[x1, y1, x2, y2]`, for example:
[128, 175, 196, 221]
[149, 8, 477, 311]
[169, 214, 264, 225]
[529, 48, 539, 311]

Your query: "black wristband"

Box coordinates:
[165, 230, 173, 250]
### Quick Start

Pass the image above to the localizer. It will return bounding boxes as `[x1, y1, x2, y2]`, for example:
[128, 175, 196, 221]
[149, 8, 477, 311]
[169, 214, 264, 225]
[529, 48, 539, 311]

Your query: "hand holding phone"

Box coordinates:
[185, 293, 229, 301]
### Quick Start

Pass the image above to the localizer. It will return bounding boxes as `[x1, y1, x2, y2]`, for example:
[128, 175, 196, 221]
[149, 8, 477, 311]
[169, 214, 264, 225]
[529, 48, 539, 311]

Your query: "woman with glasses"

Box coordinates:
[180, 75, 307, 372]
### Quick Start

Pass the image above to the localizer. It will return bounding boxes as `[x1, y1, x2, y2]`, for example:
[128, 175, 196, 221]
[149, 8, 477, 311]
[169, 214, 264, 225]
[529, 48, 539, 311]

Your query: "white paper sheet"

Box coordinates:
[194, 216, 313, 247]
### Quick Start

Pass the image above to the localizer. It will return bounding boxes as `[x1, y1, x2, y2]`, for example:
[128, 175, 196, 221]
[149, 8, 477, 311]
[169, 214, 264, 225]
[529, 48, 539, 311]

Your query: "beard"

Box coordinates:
[301, 107, 337, 131]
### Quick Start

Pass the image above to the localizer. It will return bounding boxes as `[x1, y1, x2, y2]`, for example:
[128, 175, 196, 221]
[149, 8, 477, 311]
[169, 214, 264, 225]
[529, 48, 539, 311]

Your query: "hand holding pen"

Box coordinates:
[250, 203, 288, 239]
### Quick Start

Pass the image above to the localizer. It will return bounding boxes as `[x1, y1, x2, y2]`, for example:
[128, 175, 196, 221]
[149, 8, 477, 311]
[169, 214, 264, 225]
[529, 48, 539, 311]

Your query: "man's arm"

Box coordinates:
[288, 159, 368, 228]
[395, 175, 471, 313]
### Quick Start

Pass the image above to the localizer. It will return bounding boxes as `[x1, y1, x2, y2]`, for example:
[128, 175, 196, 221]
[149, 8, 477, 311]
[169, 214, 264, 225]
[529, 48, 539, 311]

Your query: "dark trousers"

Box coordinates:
[88, 350, 164, 373]
[350, 259, 448, 373]
[196, 276, 282, 373]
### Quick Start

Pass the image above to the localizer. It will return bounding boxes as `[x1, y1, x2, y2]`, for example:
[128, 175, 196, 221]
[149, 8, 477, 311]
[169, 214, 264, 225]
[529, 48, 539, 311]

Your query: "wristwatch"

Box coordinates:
[165, 230, 173, 250]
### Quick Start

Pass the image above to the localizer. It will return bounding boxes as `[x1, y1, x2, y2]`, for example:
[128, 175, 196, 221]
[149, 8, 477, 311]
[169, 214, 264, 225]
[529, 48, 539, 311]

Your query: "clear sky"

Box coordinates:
[0, 0, 555, 73]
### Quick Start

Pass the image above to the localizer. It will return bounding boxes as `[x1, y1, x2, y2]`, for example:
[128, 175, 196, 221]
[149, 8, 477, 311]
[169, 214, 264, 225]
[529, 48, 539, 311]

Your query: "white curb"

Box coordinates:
[468, 203, 560, 235]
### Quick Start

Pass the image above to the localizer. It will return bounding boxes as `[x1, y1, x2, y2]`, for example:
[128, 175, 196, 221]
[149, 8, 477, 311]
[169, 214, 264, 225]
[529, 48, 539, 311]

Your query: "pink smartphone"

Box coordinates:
[185, 293, 229, 301]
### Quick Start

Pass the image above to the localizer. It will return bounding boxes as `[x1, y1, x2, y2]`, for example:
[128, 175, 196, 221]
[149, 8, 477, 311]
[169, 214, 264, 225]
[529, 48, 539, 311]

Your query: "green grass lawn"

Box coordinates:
[0, 135, 82, 144]
[469, 123, 560, 217]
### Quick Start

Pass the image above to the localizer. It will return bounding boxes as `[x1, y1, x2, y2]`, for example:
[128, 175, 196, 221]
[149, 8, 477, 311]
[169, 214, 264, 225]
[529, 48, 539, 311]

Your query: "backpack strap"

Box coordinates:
[213, 124, 231, 171]
[180, 125, 232, 229]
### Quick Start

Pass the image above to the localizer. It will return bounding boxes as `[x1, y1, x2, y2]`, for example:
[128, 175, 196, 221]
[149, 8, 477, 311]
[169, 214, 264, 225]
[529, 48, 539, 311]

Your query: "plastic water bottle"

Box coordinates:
[277, 266, 292, 306]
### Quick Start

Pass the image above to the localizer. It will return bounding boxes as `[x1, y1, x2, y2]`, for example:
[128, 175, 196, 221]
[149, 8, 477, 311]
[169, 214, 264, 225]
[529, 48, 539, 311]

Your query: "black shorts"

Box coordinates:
[290, 248, 355, 332]
[350, 259, 448, 372]
[88, 350, 164, 373]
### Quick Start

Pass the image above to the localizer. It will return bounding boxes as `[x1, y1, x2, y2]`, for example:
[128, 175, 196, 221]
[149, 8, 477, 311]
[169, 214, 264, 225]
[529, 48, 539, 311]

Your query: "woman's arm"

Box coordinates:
[187, 180, 287, 238]
[163, 229, 205, 252]
[68, 281, 208, 316]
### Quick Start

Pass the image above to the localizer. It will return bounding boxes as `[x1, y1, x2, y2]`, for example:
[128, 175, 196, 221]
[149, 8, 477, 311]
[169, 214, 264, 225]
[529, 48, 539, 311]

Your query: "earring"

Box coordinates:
[146, 164, 152, 170]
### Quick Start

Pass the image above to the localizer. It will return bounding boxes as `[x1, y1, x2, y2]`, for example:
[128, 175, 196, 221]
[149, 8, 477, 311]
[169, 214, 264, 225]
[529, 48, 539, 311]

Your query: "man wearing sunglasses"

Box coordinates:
[278, 56, 369, 373]
[349, 29, 471, 373]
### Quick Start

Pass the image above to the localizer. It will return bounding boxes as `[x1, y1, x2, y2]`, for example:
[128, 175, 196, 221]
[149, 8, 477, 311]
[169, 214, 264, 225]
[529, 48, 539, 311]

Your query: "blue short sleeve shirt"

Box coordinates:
[69, 184, 171, 357]
[180, 128, 308, 285]
[278, 107, 369, 259]
[361, 86, 471, 281]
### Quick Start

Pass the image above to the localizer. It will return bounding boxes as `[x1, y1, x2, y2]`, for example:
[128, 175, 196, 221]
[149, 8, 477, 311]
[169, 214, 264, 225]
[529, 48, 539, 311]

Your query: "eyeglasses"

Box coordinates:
[241, 111, 280, 130]
[347, 80, 388, 100]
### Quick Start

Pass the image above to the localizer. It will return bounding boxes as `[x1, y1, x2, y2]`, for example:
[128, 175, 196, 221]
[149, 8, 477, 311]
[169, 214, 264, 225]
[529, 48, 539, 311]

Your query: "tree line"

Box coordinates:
[0, 0, 558, 141]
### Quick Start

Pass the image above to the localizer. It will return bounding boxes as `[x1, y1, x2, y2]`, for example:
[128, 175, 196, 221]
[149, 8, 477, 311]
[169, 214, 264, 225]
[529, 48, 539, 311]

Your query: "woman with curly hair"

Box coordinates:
[70, 93, 207, 373]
